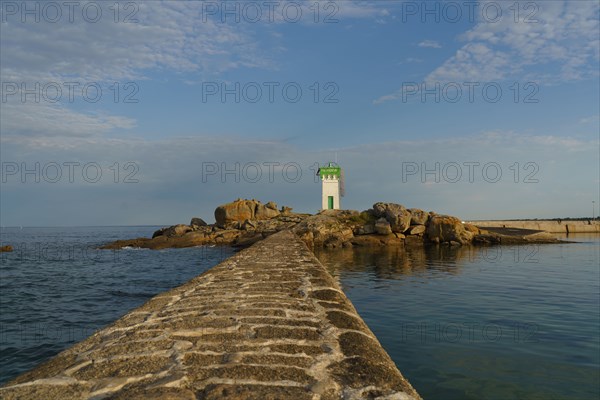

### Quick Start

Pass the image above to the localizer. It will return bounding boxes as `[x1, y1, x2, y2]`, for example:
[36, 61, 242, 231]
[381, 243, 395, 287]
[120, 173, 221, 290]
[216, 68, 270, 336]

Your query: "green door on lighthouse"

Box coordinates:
[328, 196, 334, 209]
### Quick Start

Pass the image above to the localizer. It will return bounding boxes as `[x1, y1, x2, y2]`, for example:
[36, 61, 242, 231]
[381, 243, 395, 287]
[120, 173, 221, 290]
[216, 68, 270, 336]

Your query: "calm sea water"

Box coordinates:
[316, 234, 600, 400]
[0, 228, 598, 399]
[0, 226, 234, 385]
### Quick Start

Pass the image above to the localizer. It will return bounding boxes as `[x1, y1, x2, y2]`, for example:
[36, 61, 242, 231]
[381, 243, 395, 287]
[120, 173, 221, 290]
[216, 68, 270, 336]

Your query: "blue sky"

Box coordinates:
[1, 0, 599, 226]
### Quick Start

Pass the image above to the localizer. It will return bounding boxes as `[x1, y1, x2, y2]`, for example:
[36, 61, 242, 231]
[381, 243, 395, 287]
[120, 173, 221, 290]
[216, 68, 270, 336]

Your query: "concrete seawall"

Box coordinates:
[468, 220, 600, 234]
[1, 230, 421, 400]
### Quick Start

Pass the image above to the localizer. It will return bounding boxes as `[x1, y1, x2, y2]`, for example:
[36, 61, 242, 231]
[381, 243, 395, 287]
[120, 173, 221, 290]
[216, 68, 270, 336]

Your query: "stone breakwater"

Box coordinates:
[468, 220, 600, 234]
[1, 230, 421, 400]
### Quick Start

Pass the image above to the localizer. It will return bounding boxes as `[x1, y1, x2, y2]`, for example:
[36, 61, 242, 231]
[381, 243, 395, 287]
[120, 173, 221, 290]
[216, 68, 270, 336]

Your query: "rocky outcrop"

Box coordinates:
[351, 234, 404, 247]
[110, 228, 216, 250]
[426, 215, 474, 245]
[463, 223, 480, 235]
[408, 224, 426, 235]
[255, 201, 280, 220]
[292, 211, 354, 249]
[281, 206, 293, 215]
[100, 200, 561, 251]
[372, 202, 412, 233]
[374, 218, 393, 235]
[152, 224, 193, 239]
[214, 199, 282, 227]
[190, 217, 207, 227]
[103, 199, 302, 250]
[408, 208, 429, 225]
[215, 199, 258, 227]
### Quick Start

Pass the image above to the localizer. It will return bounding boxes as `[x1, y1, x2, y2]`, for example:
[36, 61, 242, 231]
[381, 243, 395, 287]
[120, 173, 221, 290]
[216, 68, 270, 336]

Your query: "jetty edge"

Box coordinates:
[100, 199, 563, 251]
[1, 230, 422, 400]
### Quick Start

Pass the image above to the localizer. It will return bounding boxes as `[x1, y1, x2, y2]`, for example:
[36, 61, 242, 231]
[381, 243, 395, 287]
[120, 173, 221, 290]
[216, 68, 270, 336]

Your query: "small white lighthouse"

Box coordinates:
[317, 162, 343, 210]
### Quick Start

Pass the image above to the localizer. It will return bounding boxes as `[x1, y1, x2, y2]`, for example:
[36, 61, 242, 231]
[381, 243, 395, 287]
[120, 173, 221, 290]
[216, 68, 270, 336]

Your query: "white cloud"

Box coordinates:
[376, 0, 600, 104]
[427, 42, 513, 81]
[0, 2, 271, 83]
[340, 130, 596, 155]
[418, 40, 441, 48]
[579, 115, 600, 124]
[427, 0, 599, 83]
[0, 102, 136, 138]
[0, 1, 272, 138]
[0, 1, 389, 138]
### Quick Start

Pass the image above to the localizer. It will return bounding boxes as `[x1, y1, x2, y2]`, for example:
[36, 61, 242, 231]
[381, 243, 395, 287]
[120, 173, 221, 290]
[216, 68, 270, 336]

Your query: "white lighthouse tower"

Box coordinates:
[317, 162, 343, 210]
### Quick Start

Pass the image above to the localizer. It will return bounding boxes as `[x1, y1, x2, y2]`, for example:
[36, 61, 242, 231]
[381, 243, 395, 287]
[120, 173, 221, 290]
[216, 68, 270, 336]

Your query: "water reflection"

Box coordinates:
[314, 244, 507, 279]
[313, 236, 600, 400]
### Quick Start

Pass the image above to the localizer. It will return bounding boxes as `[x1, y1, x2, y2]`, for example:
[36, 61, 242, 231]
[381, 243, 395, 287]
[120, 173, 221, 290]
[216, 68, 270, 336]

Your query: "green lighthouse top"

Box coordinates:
[317, 162, 341, 178]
